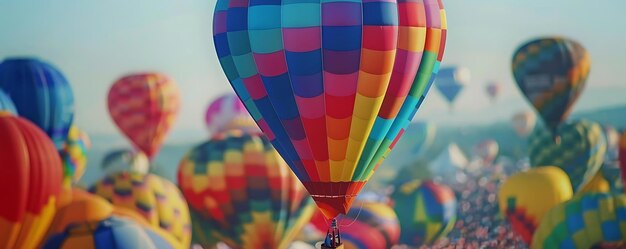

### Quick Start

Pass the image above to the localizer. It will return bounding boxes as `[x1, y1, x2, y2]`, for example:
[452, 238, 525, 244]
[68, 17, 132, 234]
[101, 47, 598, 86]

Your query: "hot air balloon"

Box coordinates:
[101, 149, 150, 175]
[603, 125, 620, 162]
[0, 58, 75, 149]
[90, 171, 191, 247]
[178, 130, 315, 249]
[619, 130, 626, 189]
[43, 216, 180, 249]
[528, 120, 607, 192]
[391, 180, 457, 247]
[435, 66, 470, 108]
[107, 73, 180, 160]
[498, 166, 573, 244]
[0, 89, 17, 114]
[512, 37, 590, 135]
[205, 94, 258, 134]
[485, 81, 502, 103]
[0, 112, 63, 248]
[212, 0, 448, 235]
[59, 126, 91, 187]
[473, 139, 499, 165]
[336, 201, 400, 249]
[511, 111, 536, 137]
[531, 192, 626, 249]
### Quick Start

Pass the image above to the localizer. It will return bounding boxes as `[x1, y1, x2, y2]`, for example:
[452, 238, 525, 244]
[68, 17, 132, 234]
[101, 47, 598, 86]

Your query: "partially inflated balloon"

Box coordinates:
[0, 58, 75, 149]
[59, 126, 91, 186]
[0, 113, 63, 248]
[512, 111, 536, 137]
[90, 172, 191, 247]
[485, 81, 501, 102]
[391, 180, 456, 246]
[512, 38, 590, 134]
[205, 94, 258, 134]
[473, 139, 499, 165]
[498, 166, 573, 244]
[529, 120, 606, 192]
[178, 131, 315, 249]
[43, 216, 180, 249]
[101, 149, 150, 175]
[107, 73, 180, 159]
[338, 201, 400, 249]
[0, 89, 16, 114]
[213, 0, 448, 219]
[435, 66, 470, 106]
[531, 193, 626, 249]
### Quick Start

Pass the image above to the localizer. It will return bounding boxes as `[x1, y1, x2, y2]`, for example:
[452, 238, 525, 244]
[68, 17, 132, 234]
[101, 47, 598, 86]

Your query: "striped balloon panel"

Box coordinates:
[512, 38, 590, 133]
[213, 0, 446, 218]
[391, 180, 456, 247]
[107, 73, 180, 159]
[0, 58, 75, 150]
[338, 202, 400, 249]
[89, 172, 192, 247]
[177, 130, 314, 249]
[529, 120, 607, 192]
[42, 216, 177, 249]
[531, 193, 626, 249]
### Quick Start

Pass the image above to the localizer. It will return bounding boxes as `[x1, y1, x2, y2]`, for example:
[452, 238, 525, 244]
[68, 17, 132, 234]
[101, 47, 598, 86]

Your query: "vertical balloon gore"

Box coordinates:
[212, 0, 448, 219]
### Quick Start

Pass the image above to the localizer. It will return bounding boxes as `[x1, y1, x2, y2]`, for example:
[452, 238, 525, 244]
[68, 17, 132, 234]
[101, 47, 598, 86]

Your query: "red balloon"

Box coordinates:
[0, 112, 63, 248]
[619, 130, 626, 189]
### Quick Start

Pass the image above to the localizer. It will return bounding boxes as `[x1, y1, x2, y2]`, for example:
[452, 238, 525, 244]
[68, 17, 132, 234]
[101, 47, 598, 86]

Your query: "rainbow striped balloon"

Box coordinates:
[391, 180, 457, 247]
[213, 0, 447, 220]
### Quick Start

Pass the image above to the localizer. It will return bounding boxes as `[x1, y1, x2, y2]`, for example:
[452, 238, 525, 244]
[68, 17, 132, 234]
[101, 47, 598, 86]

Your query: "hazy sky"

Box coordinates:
[1, 0, 625, 142]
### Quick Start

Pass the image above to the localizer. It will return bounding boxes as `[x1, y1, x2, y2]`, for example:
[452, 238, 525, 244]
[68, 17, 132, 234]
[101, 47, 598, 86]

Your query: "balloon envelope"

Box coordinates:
[205, 94, 258, 134]
[178, 131, 315, 249]
[212, 0, 448, 219]
[512, 37, 590, 134]
[0, 113, 63, 248]
[435, 66, 470, 105]
[485, 81, 501, 101]
[101, 149, 150, 175]
[107, 73, 180, 159]
[59, 126, 91, 186]
[0, 58, 75, 149]
[339, 201, 400, 249]
[0, 89, 17, 114]
[511, 111, 536, 137]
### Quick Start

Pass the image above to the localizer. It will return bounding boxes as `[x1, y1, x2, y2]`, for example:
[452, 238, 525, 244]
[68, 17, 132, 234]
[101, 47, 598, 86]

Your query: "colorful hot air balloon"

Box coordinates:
[435, 66, 470, 107]
[59, 126, 91, 186]
[0, 112, 63, 248]
[391, 180, 457, 247]
[498, 166, 573, 244]
[107, 73, 180, 160]
[473, 139, 499, 165]
[531, 192, 626, 249]
[205, 94, 258, 134]
[485, 81, 501, 102]
[90, 171, 192, 247]
[511, 111, 537, 137]
[528, 120, 607, 192]
[43, 216, 180, 249]
[0, 58, 75, 149]
[512, 37, 590, 135]
[101, 149, 150, 175]
[178, 130, 315, 249]
[212, 0, 448, 222]
[336, 201, 400, 249]
[0, 89, 17, 114]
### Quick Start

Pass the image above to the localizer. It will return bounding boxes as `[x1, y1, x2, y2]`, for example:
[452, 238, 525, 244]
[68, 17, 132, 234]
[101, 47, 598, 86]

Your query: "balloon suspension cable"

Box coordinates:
[340, 201, 365, 228]
[322, 219, 342, 248]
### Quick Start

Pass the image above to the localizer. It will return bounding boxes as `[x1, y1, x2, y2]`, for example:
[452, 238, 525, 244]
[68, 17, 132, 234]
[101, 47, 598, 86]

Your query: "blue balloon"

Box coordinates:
[0, 89, 16, 114]
[435, 66, 470, 106]
[0, 58, 74, 149]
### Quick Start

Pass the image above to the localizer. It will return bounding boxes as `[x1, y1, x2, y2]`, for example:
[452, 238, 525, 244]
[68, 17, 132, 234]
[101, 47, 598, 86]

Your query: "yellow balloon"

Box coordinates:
[577, 171, 610, 195]
[498, 166, 573, 243]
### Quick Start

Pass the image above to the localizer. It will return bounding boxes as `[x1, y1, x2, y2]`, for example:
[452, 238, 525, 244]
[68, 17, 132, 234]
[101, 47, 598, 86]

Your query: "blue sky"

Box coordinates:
[1, 0, 625, 142]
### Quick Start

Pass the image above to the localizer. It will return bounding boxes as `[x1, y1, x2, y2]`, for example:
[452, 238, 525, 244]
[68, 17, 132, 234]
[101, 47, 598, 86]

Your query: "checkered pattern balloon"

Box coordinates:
[213, 0, 447, 219]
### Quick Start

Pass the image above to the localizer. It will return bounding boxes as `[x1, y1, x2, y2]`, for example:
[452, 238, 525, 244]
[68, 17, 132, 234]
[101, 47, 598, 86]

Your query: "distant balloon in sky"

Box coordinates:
[0, 113, 63, 249]
[205, 94, 258, 134]
[512, 37, 590, 135]
[0, 89, 17, 114]
[435, 66, 470, 107]
[0, 57, 75, 149]
[101, 149, 150, 175]
[213, 0, 448, 220]
[485, 81, 502, 102]
[59, 125, 91, 186]
[511, 111, 536, 137]
[107, 73, 180, 160]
